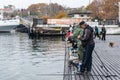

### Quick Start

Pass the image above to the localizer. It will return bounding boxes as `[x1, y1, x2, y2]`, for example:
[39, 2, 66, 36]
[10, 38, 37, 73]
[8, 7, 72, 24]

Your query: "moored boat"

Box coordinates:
[0, 9, 20, 32]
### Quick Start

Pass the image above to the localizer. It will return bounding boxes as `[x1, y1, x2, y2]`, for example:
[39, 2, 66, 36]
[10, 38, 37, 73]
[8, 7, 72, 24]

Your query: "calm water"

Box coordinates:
[0, 33, 65, 80]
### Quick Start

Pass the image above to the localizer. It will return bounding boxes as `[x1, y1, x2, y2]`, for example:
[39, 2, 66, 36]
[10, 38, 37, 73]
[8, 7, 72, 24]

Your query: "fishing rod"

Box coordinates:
[94, 50, 117, 78]
[63, 41, 68, 80]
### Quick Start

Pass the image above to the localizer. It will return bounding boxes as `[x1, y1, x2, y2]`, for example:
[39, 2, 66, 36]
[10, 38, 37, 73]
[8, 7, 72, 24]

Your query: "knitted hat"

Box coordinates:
[79, 21, 85, 26]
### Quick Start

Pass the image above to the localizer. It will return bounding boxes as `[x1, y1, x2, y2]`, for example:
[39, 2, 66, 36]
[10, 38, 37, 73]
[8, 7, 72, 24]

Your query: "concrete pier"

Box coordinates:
[64, 35, 120, 80]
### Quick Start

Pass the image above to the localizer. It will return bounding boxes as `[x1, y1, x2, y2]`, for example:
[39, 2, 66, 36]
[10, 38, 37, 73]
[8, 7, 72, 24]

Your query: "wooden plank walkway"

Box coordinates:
[63, 35, 120, 80]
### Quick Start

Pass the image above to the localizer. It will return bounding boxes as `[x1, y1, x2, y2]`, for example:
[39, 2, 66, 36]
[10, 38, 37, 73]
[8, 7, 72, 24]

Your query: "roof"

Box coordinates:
[0, 8, 12, 11]
[68, 11, 92, 15]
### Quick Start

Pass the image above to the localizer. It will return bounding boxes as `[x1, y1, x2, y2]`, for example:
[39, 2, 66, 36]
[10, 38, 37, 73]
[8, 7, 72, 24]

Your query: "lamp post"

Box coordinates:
[89, 0, 91, 5]
[118, 2, 120, 23]
[49, 0, 51, 17]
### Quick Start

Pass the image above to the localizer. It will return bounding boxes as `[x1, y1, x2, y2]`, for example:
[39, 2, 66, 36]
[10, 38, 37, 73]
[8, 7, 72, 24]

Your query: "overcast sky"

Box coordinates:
[0, 0, 93, 9]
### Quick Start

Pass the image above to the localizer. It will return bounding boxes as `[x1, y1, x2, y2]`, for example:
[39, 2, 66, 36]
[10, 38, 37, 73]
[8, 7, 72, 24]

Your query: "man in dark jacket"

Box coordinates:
[77, 21, 95, 74]
[101, 25, 106, 41]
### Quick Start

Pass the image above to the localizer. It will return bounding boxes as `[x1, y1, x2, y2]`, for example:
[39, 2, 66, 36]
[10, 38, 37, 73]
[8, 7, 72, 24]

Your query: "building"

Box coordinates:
[68, 11, 92, 21]
[0, 5, 15, 13]
[3, 5, 15, 13]
[0, 5, 16, 19]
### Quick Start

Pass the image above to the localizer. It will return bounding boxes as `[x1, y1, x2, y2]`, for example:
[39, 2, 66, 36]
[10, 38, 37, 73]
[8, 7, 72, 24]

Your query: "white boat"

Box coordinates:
[0, 19, 20, 32]
[0, 10, 20, 32]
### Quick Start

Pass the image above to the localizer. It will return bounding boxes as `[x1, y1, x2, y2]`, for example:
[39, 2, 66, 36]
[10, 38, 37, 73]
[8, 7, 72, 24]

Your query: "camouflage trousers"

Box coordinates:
[78, 45, 83, 61]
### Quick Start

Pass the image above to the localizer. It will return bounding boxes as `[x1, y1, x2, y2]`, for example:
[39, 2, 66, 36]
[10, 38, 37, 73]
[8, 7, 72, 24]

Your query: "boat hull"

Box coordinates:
[0, 19, 20, 32]
[0, 25, 19, 32]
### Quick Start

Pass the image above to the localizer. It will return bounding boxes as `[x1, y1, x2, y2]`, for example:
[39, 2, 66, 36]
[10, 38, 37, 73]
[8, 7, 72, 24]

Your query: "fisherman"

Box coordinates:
[67, 24, 83, 69]
[72, 24, 83, 60]
[69, 25, 73, 33]
[77, 21, 95, 74]
[66, 30, 73, 41]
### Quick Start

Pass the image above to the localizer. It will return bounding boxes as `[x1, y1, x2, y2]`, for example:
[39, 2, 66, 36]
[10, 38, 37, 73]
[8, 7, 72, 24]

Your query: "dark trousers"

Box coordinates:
[80, 44, 95, 72]
[95, 32, 101, 39]
[101, 33, 106, 41]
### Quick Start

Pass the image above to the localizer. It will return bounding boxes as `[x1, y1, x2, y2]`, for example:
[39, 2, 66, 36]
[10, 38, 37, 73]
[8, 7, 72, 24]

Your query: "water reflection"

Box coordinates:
[0, 33, 65, 80]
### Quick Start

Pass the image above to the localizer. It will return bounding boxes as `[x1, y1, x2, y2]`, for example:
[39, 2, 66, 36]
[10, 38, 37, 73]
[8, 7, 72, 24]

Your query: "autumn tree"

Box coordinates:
[27, 3, 65, 18]
[48, 3, 64, 17]
[101, 0, 119, 19]
[87, 0, 119, 20]
[27, 3, 47, 17]
[55, 11, 67, 18]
